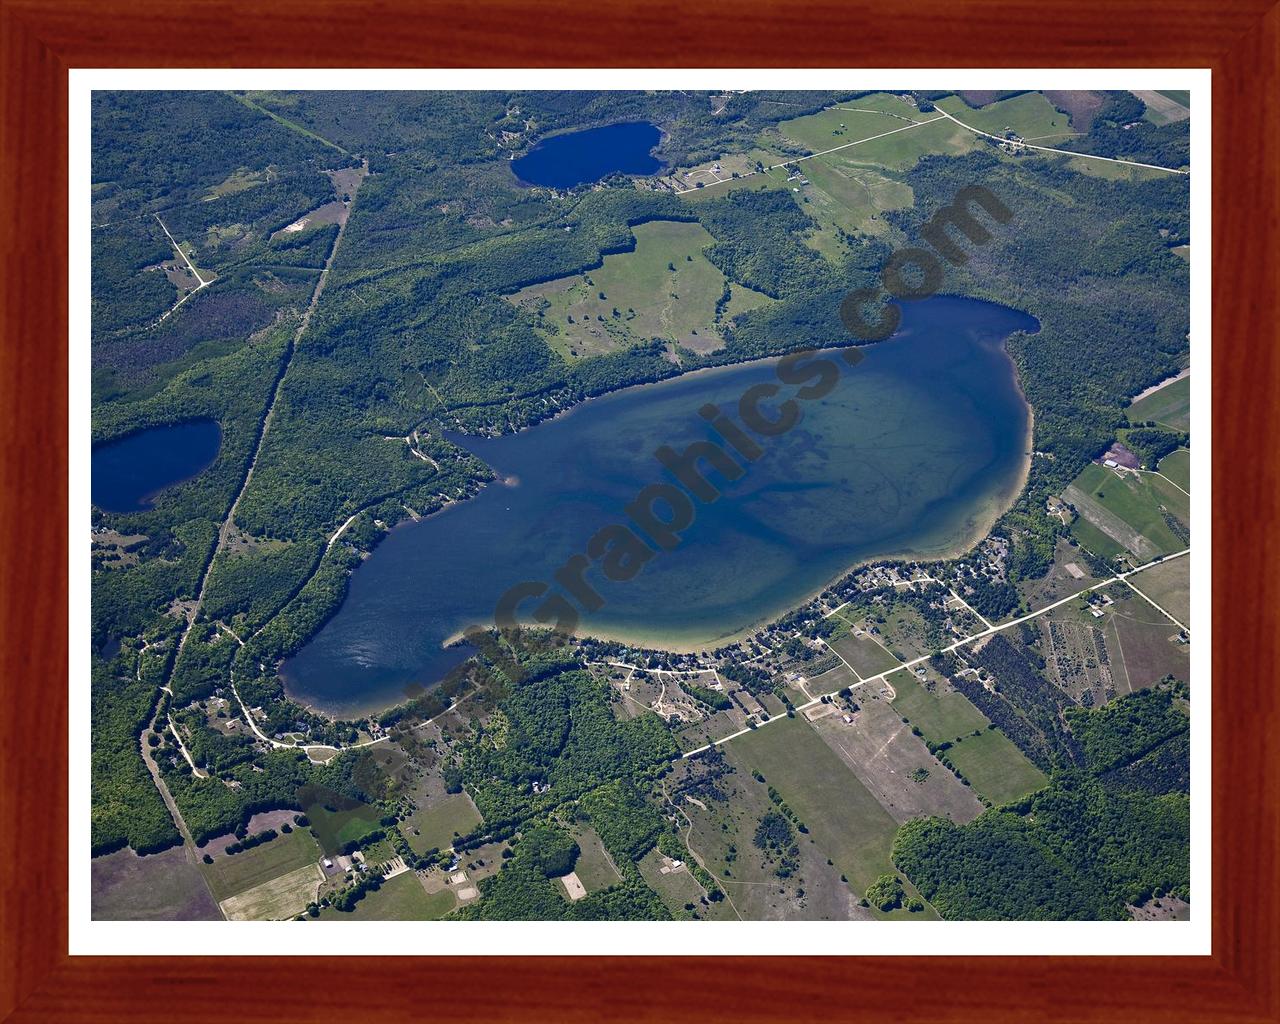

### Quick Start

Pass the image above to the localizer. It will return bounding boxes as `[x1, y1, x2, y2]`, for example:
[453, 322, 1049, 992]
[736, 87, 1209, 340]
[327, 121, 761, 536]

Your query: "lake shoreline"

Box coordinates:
[283, 296, 1039, 720]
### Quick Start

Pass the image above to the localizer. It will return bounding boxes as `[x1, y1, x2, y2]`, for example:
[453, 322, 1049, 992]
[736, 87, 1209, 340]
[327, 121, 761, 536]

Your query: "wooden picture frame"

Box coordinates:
[2, 1, 1275, 1019]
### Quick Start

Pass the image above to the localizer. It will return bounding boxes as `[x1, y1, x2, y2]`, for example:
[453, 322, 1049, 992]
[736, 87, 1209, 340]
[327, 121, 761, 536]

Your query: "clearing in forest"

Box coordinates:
[507, 220, 769, 360]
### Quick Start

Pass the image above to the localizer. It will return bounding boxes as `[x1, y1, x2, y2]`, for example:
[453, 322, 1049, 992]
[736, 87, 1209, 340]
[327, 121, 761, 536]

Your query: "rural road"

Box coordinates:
[683, 548, 1190, 758]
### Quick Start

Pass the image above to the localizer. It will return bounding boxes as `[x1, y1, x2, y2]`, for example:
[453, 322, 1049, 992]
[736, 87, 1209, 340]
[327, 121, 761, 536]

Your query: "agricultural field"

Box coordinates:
[938, 92, 1078, 143]
[220, 863, 321, 921]
[200, 826, 325, 904]
[1097, 582, 1191, 692]
[317, 871, 455, 921]
[889, 665, 990, 746]
[889, 665, 1046, 805]
[1157, 448, 1191, 492]
[402, 792, 483, 855]
[807, 686, 984, 824]
[1129, 376, 1191, 431]
[725, 715, 932, 915]
[825, 623, 904, 679]
[1128, 556, 1191, 629]
[507, 219, 769, 360]
[1064, 463, 1189, 563]
[91, 845, 222, 921]
[943, 728, 1048, 806]
[1135, 90, 1191, 125]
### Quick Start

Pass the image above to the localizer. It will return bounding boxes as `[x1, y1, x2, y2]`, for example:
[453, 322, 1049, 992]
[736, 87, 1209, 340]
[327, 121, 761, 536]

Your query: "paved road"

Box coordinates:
[930, 104, 1189, 174]
[683, 548, 1190, 758]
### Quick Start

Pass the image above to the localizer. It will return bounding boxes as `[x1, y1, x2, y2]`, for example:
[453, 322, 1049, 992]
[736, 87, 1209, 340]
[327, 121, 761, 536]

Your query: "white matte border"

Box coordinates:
[70, 67, 1211, 957]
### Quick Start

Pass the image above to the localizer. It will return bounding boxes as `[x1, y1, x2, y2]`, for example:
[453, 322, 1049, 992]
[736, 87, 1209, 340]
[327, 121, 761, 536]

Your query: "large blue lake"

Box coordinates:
[92, 419, 222, 513]
[511, 121, 663, 188]
[283, 296, 1039, 717]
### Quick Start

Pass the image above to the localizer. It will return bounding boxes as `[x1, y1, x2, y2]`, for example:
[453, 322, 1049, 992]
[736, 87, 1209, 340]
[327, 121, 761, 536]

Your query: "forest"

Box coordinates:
[893, 685, 1190, 919]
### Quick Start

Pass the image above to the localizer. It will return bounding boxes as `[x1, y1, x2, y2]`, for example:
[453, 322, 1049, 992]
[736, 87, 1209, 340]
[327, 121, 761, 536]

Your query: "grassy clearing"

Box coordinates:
[317, 871, 455, 921]
[939, 93, 1075, 141]
[1129, 376, 1190, 431]
[637, 847, 705, 916]
[201, 827, 324, 903]
[827, 626, 902, 679]
[1157, 449, 1191, 492]
[777, 98, 919, 153]
[1128, 557, 1191, 627]
[404, 792, 483, 855]
[889, 667, 990, 745]
[508, 220, 768, 360]
[220, 862, 319, 921]
[1017, 538, 1106, 612]
[568, 824, 622, 892]
[726, 716, 908, 900]
[1065, 464, 1187, 561]
[944, 729, 1048, 806]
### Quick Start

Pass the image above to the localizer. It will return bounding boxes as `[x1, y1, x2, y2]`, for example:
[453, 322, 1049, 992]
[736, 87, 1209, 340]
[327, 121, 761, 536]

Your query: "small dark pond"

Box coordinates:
[92, 419, 222, 513]
[511, 121, 663, 188]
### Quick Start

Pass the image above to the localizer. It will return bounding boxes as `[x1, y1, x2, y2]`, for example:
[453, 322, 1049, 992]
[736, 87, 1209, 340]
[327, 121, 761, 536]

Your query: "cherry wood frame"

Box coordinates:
[2, 1, 1276, 1020]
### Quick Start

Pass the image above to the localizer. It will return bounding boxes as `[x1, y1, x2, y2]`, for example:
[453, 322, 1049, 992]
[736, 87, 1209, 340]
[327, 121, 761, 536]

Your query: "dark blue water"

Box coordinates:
[282, 296, 1038, 717]
[92, 419, 222, 513]
[511, 121, 663, 188]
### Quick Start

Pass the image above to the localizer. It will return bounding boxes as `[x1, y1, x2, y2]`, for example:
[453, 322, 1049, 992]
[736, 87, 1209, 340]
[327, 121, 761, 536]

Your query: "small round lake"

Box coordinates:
[511, 121, 663, 188]
[283, 295, 1039, 718]
[92, 419, 222, 513]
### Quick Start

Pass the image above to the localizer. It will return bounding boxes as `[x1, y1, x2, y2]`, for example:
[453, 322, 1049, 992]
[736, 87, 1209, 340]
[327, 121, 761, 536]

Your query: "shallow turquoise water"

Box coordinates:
[283, 295, 1038, 716]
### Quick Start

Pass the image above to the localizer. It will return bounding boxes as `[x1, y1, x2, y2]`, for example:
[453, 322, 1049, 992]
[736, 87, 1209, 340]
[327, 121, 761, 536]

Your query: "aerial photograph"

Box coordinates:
[89, 87, 1193, 924]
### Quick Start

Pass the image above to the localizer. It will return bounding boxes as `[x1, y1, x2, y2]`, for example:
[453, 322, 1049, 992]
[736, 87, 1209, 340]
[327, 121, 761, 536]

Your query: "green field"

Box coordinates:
[220, 863, 320, 921]
[317, 871, 455, 921]
[726, 716, 906, 898]
[1128, 556, 1191, 627]
[305, 800, 382, 855]
[828, 625, 903, 679]
[1064, 464, 1188, 561]
[943, 729, 1048, 806]
[1129, 376, 1190, 431]
[1157, 90, 1192, 107]
[889, 668, 990, 746]
[404, 793, 483, 855]
[939, 92, 1075, 142]
[508, 220, 768, 359]
[889, 669, 1046, 805]
[201, 827, 324, 903]
[1157, 449, 1191, 492]
[569, 825, 622, 892]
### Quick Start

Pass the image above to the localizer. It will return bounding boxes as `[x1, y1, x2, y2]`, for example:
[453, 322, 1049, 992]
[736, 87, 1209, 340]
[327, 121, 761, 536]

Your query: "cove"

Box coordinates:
[511, 122, 663, 188]
[92, 419, 222, 513]
[283, 296, 1038, 717]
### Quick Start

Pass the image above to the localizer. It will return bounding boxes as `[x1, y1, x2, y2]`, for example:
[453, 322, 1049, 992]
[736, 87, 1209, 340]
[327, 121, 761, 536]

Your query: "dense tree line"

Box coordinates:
[893, 686, 1190, 918]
